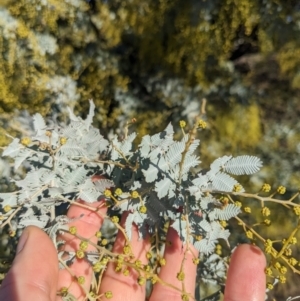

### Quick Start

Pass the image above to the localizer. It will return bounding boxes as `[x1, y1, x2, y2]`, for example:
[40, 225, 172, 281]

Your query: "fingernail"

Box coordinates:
[16, 228, 29, 254]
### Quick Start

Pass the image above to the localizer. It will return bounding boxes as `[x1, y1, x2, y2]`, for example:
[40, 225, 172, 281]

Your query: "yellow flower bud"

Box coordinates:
[79, 240, 88, 251]
[198, 120, 207, 129]
[262, 183, 271, 192]
[139, 205, 147, 214]
[59, 137, 67, 145]
[277, 185, 286, 194]
[131, 190, 139, 198]
[177, 271, 185, 281]
[3, 205, 12, 213]
[115, 188, 123, 196]
[233, 184, 242, 192]
[104, 291, 113, 299]
[76, 250, 85, 259]
[179, 120, 186, 128]
[101, 239, 108, 246]
[159, 258, 166, 266]
[77, 276, 85, 285]
[104, 189, 112, 197]
[244, 207, 251, 213]
[111, 216, 119, 223]
[261, 207, 271, 217]
[21, 137, 31, 146]
[138, 277, 146, 285]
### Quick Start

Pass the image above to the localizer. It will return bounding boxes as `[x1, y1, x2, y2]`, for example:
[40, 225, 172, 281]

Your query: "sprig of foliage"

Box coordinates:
[1, 100, 300, 300]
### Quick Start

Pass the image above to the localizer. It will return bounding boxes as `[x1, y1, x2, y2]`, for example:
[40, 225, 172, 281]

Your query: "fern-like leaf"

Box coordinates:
[142, 164, 159, 183]
[223, 155, 263, 175]
[210, 155, 232, 173]
[166, 141, 185, 166]
[32, 113, 46, 136]
[155, 177, 172, 198]
[208, 172, 244, 192]
[208, 204, 240, 221]
[2, 138, 22, 159]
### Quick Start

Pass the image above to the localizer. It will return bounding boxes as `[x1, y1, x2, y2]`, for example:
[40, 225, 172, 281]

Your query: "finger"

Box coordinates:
[150, 227, 198, 301]
[0, 226, 58, 301]
[224, 244, 266, 301]
[57, 200, 107, 300]
[99, 212, 151, 301]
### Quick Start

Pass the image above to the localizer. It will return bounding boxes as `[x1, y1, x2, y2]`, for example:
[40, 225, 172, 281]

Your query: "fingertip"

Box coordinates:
[150, 227, 198, 301]
[224, 244, 266, 301]
[0, 226, 58, 301]
[57, 200, 107, 300]
[99, 212, 151, 301]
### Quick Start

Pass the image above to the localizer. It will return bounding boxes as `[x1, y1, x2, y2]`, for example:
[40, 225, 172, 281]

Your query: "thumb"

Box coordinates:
[0, 226, 59, 301]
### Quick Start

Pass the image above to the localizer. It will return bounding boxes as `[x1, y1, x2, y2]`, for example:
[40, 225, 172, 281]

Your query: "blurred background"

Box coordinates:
[1, 0, 300, 300]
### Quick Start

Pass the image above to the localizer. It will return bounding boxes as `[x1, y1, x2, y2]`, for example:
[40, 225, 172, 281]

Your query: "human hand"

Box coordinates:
[0, 199, 266, 301]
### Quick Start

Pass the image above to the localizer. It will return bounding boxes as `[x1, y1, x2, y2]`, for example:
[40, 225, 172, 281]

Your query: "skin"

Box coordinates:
[0, 200, 266, 301]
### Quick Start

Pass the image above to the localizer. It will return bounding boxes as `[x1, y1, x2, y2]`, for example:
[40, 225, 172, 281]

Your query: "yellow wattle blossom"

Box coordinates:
[60, 287, 68, 296]
[123, 245, 131, 254]
[261, 207, 271, 217]
[176, 271, 185, 281]
[104, 291, 113, 299]
[284, 248, 292, 256]
[76, 249, 85, 259]
[246, 230, 253, 239]
[267, 283, 274, 290]
[123, 269, 130, 276]
[79, 240, 89, 251]
[77, 276, 85, 285]
[101, 257, 109, 265]
[279, 275, 286, 284]
[3, 205, 12, 213]
[244, 207, 251, 213]
[262, 183, 271, 192]
[101, 238, 108, 246]
[138, 277, 146, 285]
[289, 257, 298, 266]
[21, 137, 31, 146]
[159, 258, 166, 266]
[93, 262, 102, 272]
[293, 206, 300, 216]
[233, 184, 243, 192]
[69, 226, 77, 235]
[151, 275, 158, 284]
[114, 188, 123, 196]
[219, 220, 227, 228]
[291, 237, 297, 244]
[139, 205, 147, 214]
[198, 119, 207, 129]
[104, 189, 112, 197]
[111, 216, 119, 223]
[264, 239, 273, 254]
[277, 185, 286, 194]
[179, 120, 186, 128]
[181, 293, 189, 301]
[59, 137, 67, 145]
[280, 266, 287, 274]
[265, 267, 272, 276]
[114, 262, 122, 272]
[274, 262, 281, 269]
[192, 258, 200, 265]
[134, 259, 142, 268]
[131, 190, 139, 198]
